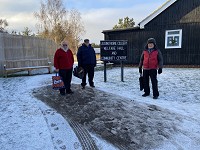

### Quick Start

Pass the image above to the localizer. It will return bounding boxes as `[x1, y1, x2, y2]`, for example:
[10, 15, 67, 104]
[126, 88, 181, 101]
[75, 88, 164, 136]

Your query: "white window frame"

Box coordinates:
[165, 29, 182, 49]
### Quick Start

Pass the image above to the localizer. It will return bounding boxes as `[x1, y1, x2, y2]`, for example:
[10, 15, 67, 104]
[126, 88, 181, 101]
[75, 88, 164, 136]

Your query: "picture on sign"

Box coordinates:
[100, 40, 128, 61]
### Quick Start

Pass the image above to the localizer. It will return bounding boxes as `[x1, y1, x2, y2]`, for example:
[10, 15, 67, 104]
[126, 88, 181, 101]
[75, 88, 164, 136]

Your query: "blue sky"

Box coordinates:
[65, 0, 166, 9]
[0, 0, 167, 43]
[66, 0, 153, 9]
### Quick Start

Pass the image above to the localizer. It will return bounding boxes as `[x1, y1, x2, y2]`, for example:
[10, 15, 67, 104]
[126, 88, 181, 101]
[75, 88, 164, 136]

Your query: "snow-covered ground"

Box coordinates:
[0, 67, 200, 150]
[0, 75, 83, 150]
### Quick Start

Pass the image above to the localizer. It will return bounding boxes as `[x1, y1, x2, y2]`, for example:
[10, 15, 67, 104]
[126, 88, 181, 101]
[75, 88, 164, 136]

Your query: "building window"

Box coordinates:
[165, 29, 182, 49]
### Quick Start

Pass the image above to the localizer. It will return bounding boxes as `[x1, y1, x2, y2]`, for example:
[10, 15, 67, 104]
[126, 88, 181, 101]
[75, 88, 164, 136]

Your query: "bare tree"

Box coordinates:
[35, 0, 66, 33]
[34, 0, 85, 53]
[0, 19, 8, 32]
[65, 9, 85, 52]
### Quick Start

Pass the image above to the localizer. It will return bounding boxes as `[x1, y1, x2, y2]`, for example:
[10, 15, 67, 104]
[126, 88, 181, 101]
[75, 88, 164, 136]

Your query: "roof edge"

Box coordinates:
[139, 0, 177, 29]
[102, 26, 141, 33]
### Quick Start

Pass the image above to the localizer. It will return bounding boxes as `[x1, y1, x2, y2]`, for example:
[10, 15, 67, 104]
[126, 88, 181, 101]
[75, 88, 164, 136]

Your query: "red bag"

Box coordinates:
[52, 73, 65, 90]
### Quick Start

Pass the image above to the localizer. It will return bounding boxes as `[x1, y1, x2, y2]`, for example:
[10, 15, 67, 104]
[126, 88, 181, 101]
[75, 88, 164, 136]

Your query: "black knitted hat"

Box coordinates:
[145, 38, 158, 49]
[147, 38, 156, 45]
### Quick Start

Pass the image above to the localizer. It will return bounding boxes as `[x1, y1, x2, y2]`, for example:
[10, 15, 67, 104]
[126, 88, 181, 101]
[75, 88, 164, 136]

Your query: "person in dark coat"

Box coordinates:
[54, 40, 74, 95]
[77, 39, 96, 89]
[139, 38, 163, 99]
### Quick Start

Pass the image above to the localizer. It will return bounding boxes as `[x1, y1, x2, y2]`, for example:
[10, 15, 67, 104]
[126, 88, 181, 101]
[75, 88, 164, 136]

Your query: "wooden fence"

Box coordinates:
[0, 33, 58, 76]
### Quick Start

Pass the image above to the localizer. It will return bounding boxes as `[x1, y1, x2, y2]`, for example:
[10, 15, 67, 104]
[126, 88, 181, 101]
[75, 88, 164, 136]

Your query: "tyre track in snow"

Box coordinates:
[67, 117, 128, 150]
[59, 111, 124, 150]
[69, 91, 128, 150]
[42, 92, 99, 150]
[62, 88, 128, 150]
[68, 117, 129, 150]
[67, 118, 98, 150]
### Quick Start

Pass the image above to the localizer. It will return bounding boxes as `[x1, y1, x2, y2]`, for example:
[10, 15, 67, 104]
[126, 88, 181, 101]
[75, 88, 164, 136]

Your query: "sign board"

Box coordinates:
[100, 40, 128, 61]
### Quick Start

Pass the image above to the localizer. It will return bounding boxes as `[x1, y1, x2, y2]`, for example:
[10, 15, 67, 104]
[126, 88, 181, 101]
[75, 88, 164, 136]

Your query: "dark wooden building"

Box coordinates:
[103, 0, 200, 65]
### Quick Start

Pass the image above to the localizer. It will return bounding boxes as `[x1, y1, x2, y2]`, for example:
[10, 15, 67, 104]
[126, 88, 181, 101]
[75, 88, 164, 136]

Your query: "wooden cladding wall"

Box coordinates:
[0, 33, 57, 75]
[104, 23, 200, 65]
[103, 0, 200, 65]
[145, 0, 200, 29]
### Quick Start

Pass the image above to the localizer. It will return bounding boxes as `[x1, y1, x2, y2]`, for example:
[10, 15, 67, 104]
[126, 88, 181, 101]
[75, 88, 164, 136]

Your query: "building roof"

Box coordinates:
[102, 26, 141, 33]
[139, 0, 177, 29]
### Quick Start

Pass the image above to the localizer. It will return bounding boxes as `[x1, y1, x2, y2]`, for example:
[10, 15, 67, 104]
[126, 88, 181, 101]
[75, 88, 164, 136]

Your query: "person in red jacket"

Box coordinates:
[54, 40, 74, 95]
[139, 38, 163, 99]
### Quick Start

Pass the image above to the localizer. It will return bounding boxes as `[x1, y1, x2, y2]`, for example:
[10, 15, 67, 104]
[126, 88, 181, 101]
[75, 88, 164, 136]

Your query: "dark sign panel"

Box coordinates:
[100, 40, 128, 61]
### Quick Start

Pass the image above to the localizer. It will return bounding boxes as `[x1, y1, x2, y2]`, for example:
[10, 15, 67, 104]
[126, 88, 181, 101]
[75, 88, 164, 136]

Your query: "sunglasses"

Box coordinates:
[63, 44, 68, 46]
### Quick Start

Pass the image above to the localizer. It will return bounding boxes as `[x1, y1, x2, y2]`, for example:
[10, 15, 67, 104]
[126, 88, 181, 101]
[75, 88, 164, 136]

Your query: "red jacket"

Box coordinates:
[54, 48, 74, 70]
[143, 50, 158, 69]
[139, 49, 163, 69]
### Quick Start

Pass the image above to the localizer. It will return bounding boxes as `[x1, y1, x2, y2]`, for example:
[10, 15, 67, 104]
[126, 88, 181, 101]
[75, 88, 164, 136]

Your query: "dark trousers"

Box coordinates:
[81, 65, 95, 86]
[143, 69, 159, 97]
[59, 68, 73, 93]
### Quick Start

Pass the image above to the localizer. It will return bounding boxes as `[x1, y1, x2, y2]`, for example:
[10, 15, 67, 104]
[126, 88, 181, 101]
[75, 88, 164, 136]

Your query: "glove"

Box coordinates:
[158, 68, 162, 74]
[139, 68, 142, 74]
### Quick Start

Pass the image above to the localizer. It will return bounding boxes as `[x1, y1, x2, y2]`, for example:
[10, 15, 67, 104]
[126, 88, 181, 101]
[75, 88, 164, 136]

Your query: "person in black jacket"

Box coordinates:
[77, 39, 96, 89]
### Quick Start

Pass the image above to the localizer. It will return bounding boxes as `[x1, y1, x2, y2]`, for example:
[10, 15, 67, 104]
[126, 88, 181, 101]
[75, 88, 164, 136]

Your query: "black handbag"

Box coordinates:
[73, 66, 85, 79]
[139, 74, 144, 91]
